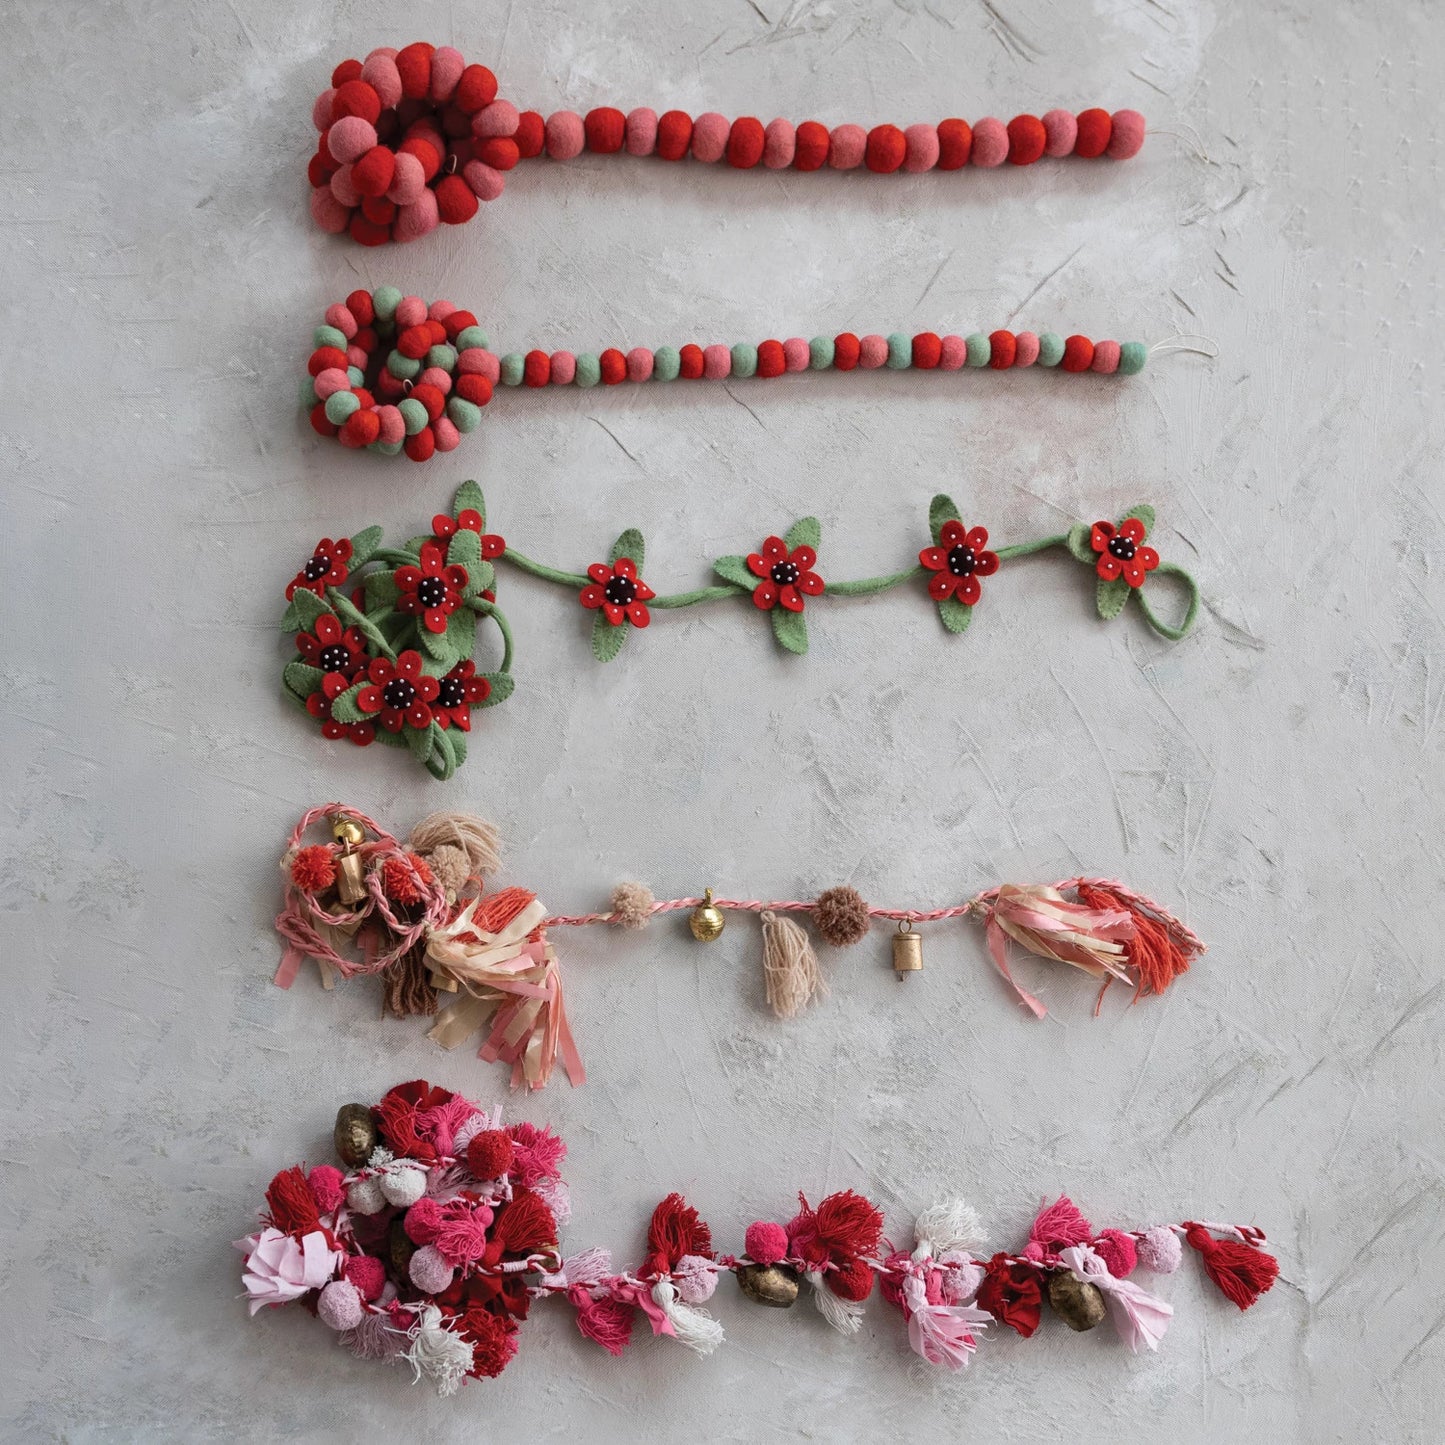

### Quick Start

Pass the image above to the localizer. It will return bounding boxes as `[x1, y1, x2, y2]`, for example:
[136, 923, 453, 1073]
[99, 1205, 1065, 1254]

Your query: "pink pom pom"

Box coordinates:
[328, 115, 377, 165]
[1041, 108, 1078, 158]
[1014, 331, 1040, 366]
[317, 1279, 364, 1330]
[429, 46, 465, 102]
[970, 118, 1008, 167]
[393, 295, 426, 328]
[428, 299, 456, 322]
[458, 348, 500, 382]
[343, 344, 366, 370]
[419, 366, 452, 394]
[1108, 109, 1146, 160]
[701, 343, 731, 378]
[1093, 1228, 1139, 1277]
[312, 90, 336, 132]
[386, 151, 426, 206]
[828, 123, 867, 169]
[324, 303, 357, 339]
[393, 190, 439, 243]
[309, 187, 352, 234]
[308, 1165, 346, 1212]
[313, 367, 350, 400]
[626, 347, 653, 382]
[672, 1255, 718, 1305]
[360, 55, 403, 110]
[1091, 339, 1121, 374]
[433, 416, 461, 452]
[375, 405, 405, 446]
[746, 1220, 789, 1265]
[405, 1198, 444, 1244]
[1137, 1225, 1183, 1275]
[409, 1244, 455, 1294]
[329, 164, 361, 207]
[463, 160, 505, 201]
[473, 100, 520, 139]
[545, 110, 586, 160]
[903, 123, 940, 172]
[343, 1254, 386, 1301]
[550, 351, 577, 385]
[782, 337, 810, 372]
[690, 112, 729, 163]
[858, 334, 889, 368]
[763, 118, 796, 168]
[938, 334, 967, 370]
[625, 107, 659, 156]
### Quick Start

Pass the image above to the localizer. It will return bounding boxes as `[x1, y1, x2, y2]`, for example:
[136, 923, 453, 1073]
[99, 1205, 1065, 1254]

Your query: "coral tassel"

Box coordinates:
[1076, 881, 1203, 998]
[1183, 1223, 1279, 1310]
[761, 910, 827, 1018]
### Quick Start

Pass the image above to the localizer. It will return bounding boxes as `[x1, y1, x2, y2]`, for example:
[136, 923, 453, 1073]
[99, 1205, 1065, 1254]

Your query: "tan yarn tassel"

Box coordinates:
[382, 942, 439, 1018]
[408, 811, 502, 894]
[761, 910, 827, 1019]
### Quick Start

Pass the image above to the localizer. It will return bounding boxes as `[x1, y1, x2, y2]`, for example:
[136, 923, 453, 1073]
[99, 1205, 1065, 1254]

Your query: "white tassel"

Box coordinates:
[805, 1270, 866, 1336]
[761, 910, 827, 1018]
[650, 1277, 725, 1356]
[403, 1304, 476, 1396]
[912, 1198, 986, 1260]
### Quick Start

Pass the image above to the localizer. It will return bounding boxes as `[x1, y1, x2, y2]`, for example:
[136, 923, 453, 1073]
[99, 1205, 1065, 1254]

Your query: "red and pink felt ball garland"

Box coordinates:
[308, 43, 1147, 246]
[238, 1080, 1279, 1395]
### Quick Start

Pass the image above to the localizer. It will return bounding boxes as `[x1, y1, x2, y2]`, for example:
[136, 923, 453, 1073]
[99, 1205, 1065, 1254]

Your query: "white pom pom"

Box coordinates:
[317, 1279, 364, 1331]
[347, 1177, 387, 1215]
[913, 1198, 986, 1259]
[409, 1244, 455, 1295]
[672, 1254, 718, 1305]
[380, 1162, 428, 1207]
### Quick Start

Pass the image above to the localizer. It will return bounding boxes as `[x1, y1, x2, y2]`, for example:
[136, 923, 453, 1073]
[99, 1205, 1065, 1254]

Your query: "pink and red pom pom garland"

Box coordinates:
[238, 1080, 1278, 1394]
[275, 804, 1205, 1091]
[280, 482, 1199, 777]
[308, 44, 1147, 247]
[304, 287, 1153, 463]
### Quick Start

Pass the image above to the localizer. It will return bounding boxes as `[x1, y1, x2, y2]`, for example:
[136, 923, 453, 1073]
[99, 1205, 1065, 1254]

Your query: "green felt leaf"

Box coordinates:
[479, 672, 514, 709]
[365, 572, 402, 607]
[453, 480, 486, 526]
[288, 587, 330, 632]
[1066, 523, 1096, 564]
[713, 555, 756, 589]
[929, 494, 962, 546]
[610, 528, 645, 569]
[329, 679, 369, 724]
[280, 597, 302, 631]
[420, 607, 474, 668]
[1123, 503, 1155, 537]
[1097, 577, 1132, 620]
[348, 525, 384, 569]
[282, 661, 324, 699]
[785, 516, 821, 553]
[467, 560, 495, 596]
[936, 596, 973, 634]
[402, 535, 431, 558]
[370, 724, 407, 748]
[771, 606, 810, 655]
[428, 726, 455, 779]
[407, 723, 435, 765]
[447, 528, 482, 572]
[446, 729, 467, 772]
[592, 612, 629, 663]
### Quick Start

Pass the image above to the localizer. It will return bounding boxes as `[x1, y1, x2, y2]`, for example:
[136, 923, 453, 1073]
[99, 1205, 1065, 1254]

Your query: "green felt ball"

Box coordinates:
[447, 397, 482, 433]
[731, 343, 758, 378]
[397, 398, 428, 435]
[1037, 332, 1065, 367]
[426, 344, 458, 372]
[314, 324, 347, 351]
[376, 440, 404, 456]
[575, 353, 601, 388]
[809, 336, 834, 369]
[1118, 341, 1147, 375]
[324, 390, 360, 425]
[372, 286, 402, 322]
[886, 332, 911, 369]
[500, 353, 525, 386]
[455, 326, 488, 351]
[653, 345, 680, 380]
[301, 378, 320, 407]
[387, 350, 421, 380]
[346, 366, 364, 387]
[965, 333, 991, 367]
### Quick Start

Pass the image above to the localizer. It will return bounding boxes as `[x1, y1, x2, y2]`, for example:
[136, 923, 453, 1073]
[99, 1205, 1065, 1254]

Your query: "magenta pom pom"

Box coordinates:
[746, 1220, 789, 1265]
[308, 1165, 346, 1212]
[343, 1254, 387, 1301]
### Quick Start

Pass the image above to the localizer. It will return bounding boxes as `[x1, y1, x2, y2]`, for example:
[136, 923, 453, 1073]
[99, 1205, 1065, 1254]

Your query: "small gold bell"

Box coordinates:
[736, 1262, 801, 1308]
[892, 921, 923, 977]
[689, 888, 726, 942]
[332, 818, 367, 905]
[1047, 1270, 1107, 1331]
[333, 1102, 379, 1167]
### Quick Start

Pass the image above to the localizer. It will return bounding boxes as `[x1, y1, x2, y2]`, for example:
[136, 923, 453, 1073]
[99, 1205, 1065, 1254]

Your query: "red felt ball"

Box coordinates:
[309, 346, 349, 376]
[404, 426, 436, 461]
[833, 332, 861, 370]
[352, 144, 395, 198]
[679, 343, 705, 378]
[400, 136, 442, 181]
[657, 110, 693, 160]
[585, 107, 626, 153]
[911, 331, 942, 369]
[333, 79, 381, 125]
[376, 111, 400, 146]
[440, 103, 472, 139]
[307, 153, 333, 188]
[353, 326, 378, 353]
[425, 319, 447, 345]
[599, 348, 627, 385]
[865, 124, 907, 173]
[1074, 108, 1112, 158]
[1062, 334, 1095, 372]
[477, 137, 519, 171]
[410, 382, 445, 421]
[1000, 117, 1043, 168]
[794, 120, 830, 171]
[346, 289, 374, 328]
[331, 58, 363, 88]
[467, 1129, 516, 1181]
[455, 64, 498, 113]
[444, 309, 479, 340]
[988, 330, 1017, 368]
[398, 325, 433, 360]
[360, 195, 396, 225]
[339, 408, 381, 448]
[828, 1257, 875, 1302]
[395, 42, 434, 100]
[455, 373, 492, 406]
[514, 109, 545, 158]
[351, 387, 376, 410]
[726, 116, 766, 168]
[435, 174, 479, 225]
[523, 349, 550, 387]
[756, 339, 786, 377]
[309, 402, 338, 437]
[936, 118, 973, 170]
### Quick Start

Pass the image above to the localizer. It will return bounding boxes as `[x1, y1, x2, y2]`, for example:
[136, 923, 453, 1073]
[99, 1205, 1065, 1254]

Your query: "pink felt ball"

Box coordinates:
[313, 367, 350, 400]
[317, 1279, 364, 1331]
[345, 344, 368, 370]
[309, 187, 352, 233]
[433, 416, 461, 451]
[429, 45, 464, 102]
[745, 1221, 789, 1266]
[343, 1255, 386, 1301]
[463, 160, 505, 202]
[307, 1165, 346, 1212]
[1108, 109, 1146, 159]
[782, 337, 810, 372]
[763, 118, 796, 168]
[858, 333, 889, 368]
[545, 110, 586, 160]
[328, 115, 378, 165]
[969, 117, 1009, 167]
[419, 366, 452, 394]
[828, 123, 867, 169]
[386, 151, 426, 206]
[458, 348, 500, 383]
[312, 90, 336, 132]
[938, 334, 967, 370]
[428, 299, 456, 323]
[701, 343, 731, 378]
[903, 123, 940, 172]
[690, 112, 730, 162]
[360, 54, 402, 109]
[473, 99, 520, 139]
[410, 1244, 455, 1294]
[1014, 331, 1041, 366]
[393, 190, 440, 244]
[1041, 108, 1078, 157]
[375, 404, 405, 445]
[625, 107, 659, 156]
[329, 164, 361, 207]
[1091, 339, 1122, 373]
[393, 295, 426, 329]
[324, 303, 357, 339]
[626, 347, 654, 382]
[550, 351, 577, 385]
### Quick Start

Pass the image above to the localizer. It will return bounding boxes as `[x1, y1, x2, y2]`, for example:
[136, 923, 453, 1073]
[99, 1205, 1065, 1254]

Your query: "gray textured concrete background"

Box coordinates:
[3, 0, 1442, 1439]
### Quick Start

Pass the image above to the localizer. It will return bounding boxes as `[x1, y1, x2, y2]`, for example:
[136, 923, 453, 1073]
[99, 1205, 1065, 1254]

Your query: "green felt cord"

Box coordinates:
[327, 586, 398, 660]
[1136, 561, 1200, 641]
[822, 566, 924, 597]
[503, 548, 591, 589]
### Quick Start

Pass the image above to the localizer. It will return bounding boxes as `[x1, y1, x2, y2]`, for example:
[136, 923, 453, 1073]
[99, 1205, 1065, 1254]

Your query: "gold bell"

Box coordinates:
[332, 818, 367, 904]
[689, 888, 726, 942]
[1047, 1271, 1107, 1331]
[892, 920, 923, 977]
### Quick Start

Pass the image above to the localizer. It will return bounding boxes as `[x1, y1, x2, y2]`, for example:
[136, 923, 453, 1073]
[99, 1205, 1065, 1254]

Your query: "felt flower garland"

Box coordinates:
[280, 483, 1199, 777]
[275, 805, 1205, 1091]
[238, 1081, 1279, 1395]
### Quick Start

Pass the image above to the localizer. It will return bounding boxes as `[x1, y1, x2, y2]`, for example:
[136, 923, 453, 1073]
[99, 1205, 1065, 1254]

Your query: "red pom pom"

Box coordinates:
[435, 174, 479, 225]
[1093, 1228, 1139, 1278]
[309, 403, 338, 437]
[514, 110, 545, 158]
[1061, 334, 1095, 372]
[347, 214, 391, 247]
[523, 350, 550, 387]
[599, 348, 627, 385]
[343, 1254, 386, 1301]
[477, 137, 520, 171]
[352, 145, 396, 198]
[266, 1166, 321, 1234]
[404, 1197, 444, 1243]
[333, 79, 381, 125]
[410, 382, 445, 421]
[308, 346, 349, 377]
[936, 118, 973, 170]
[395, 42, 434, 100]
[331, 59, 363, 88]
[398, 324, 433, 360]
[405, 426, 436, 462]
[425, 318, 447, 345]
[339, 408, 381, 448]
[307, 153, 333, 188]
[585, 106, 626, 153]
[1006, 114, 1046, 165]
[745, 1220, 789, 1266]
[833, 332, 861, 370]
[455, 374, 493, 406]
[443, 309, 479, 340]
[360, 195, 396, 225]
[826, 1255, 875, 1301]
[347, 290, 375, 328]
[1074, 107, 1112, 158]
[911, 332, 942, 369]
[988, 329, 1017, 368]
[793, 120, 830, 171]
[657, 110, 693, 160]
[400, 136, 442, 181]
[455, 64, 498, 113]
[467, 1129, 516, 1180]
[865, 123, 907, 173]
[679, 343, 705, 378]
[382, 852, 434, 905]
[351, 387, 375, 411]
[308, 1164, 346, 1213]
[756, 339, 786, 378]
[726, 116, 766, 168]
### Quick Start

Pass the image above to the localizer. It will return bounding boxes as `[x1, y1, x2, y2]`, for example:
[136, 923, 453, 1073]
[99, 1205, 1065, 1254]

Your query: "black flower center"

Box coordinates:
[303, 552, 331, 581]
[417, 577, 447, 608]
[1107, 535, 1137, 561]
[771, 560, 800, 586]
[318, 643, 352, 673]
[383, 679, 417, 710]
[604, 576, 637, 606]
[437, 677, 466, 708]
[946, 544, 977, 577]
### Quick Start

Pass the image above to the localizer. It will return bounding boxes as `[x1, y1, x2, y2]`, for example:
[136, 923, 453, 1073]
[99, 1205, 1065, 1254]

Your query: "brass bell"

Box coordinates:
[736, 1262, 801, 1308]
[332, 818, 367, 905]
[689, 888, 726, 942]
[1047, 1270, 1107, 1331]
[892, 921, 923, 977]
[333, 1102, 379, 1167]
[388, 1215, 417, 1279]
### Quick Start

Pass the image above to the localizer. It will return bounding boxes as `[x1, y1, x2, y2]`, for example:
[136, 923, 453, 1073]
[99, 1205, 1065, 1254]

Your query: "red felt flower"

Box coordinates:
[975, 1253, 1043, 1338]
[286, 537, 352, 600]
[434, 660, 491, 730]
[433, 509, 506, 559]
[579, 557, 655, 627]
[918, 520, 1000, 605]
[1091, 517, 1159, 588]
[396, 541, 470, 634]
[305, 671, 375, 746]
[355, 650, 440, 732]
[747, 536, 824, 612]
[295, 612, 368, 678]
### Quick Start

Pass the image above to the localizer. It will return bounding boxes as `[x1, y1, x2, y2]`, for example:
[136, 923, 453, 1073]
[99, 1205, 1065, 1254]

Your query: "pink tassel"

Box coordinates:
[569, 1286, 635, 1355]
[1026, 1195, 1095, 1258]
[901, 1272, 991, 1370]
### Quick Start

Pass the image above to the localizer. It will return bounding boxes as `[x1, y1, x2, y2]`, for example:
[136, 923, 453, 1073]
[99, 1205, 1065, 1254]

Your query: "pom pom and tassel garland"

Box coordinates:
[236, 1083, 1279, 1395]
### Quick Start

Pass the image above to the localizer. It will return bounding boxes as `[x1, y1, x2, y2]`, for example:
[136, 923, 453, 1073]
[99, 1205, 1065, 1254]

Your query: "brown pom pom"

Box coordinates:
[813, 886, 871, 947]
[609, 881, 655, 930]
[426, 843, 472, 896]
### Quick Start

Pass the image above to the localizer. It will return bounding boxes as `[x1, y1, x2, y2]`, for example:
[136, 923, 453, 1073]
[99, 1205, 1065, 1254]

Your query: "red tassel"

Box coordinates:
[1077, 881, 1204, 998]
[788, 1188, 885, 1268]
[571, 1288, 635, 1356]
[1184, 1223, 1279, 1310]
[492, 1189, 557, 1256]
[646, 1192, 714, 1272]
[265, 1165, 321, 1235]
